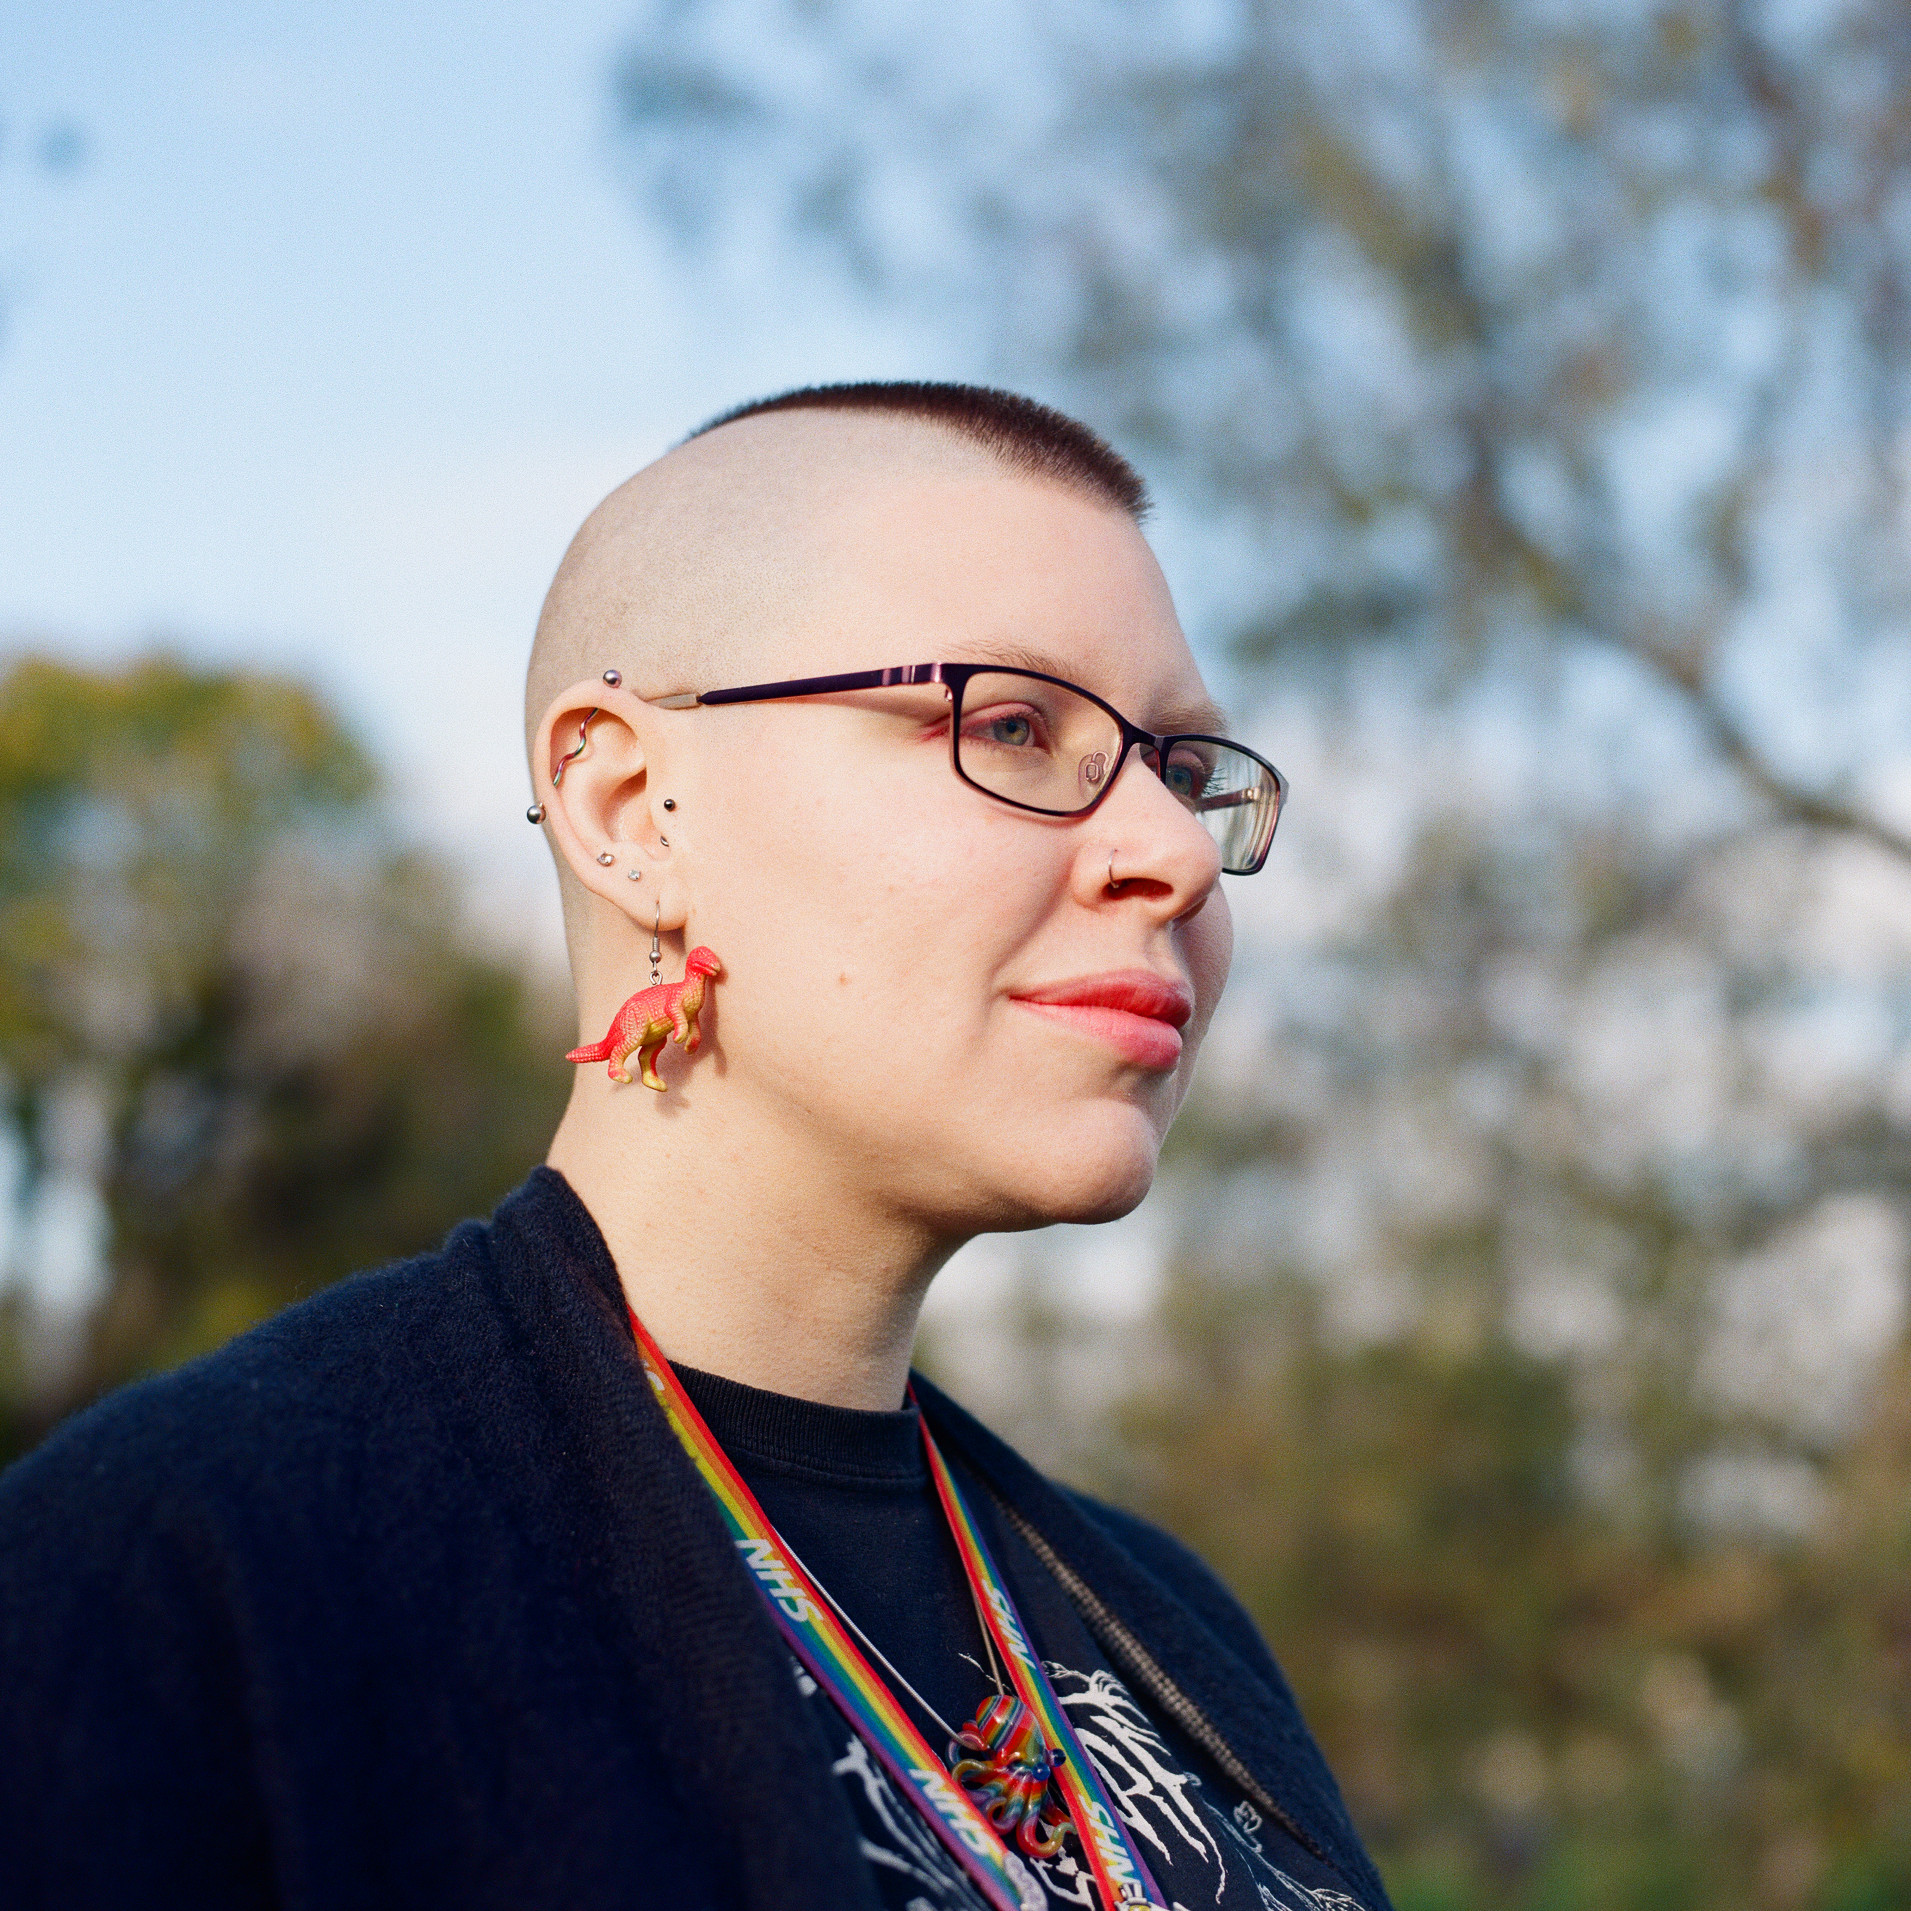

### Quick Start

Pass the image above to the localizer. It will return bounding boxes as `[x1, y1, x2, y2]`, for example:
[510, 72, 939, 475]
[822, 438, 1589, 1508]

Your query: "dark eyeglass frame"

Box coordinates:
[652, 661, 1288, 875]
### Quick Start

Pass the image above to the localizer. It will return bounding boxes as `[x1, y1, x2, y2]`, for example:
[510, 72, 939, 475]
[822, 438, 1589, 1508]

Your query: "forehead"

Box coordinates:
[771, 473, 1224, 730]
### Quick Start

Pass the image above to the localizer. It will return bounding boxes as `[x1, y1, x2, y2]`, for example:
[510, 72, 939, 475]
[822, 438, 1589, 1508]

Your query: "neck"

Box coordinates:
[547, 1083, 958, 1412]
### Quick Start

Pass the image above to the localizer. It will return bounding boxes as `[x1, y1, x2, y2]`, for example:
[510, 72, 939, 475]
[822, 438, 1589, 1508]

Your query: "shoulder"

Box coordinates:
[0, 1215, 497, 1567]
[1060, 1487, 1287, 1695]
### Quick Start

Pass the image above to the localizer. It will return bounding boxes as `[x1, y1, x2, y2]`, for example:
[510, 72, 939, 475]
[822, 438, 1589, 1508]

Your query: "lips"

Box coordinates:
[1008, 970, 1194, 1071]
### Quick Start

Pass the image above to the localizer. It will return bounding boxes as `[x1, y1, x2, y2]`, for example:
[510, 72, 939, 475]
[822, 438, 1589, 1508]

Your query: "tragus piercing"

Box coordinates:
[602, 668, 622, 687]
[597, 851, 616, 867]
[552, 711, 598, 786]
[526, 803, 546, 825]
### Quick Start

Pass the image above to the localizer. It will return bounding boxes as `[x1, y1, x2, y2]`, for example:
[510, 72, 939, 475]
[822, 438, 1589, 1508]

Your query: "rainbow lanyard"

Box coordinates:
[630, 1307, 1167, 1911]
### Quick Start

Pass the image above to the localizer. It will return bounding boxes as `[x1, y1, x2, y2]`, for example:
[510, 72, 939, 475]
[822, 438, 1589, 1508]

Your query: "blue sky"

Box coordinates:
[1, 0, 957, 956]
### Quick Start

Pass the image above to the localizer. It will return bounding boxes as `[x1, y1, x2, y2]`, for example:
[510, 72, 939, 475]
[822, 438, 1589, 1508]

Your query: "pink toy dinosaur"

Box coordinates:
[566, 947, 723, 1091]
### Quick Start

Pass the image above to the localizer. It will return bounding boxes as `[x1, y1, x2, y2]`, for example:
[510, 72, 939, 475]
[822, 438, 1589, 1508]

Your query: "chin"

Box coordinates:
[970, 1100, 1164, 1230]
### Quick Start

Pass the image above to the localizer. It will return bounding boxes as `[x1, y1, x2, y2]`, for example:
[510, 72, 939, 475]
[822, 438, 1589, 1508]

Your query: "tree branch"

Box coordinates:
[1625, 634, 1911, 868]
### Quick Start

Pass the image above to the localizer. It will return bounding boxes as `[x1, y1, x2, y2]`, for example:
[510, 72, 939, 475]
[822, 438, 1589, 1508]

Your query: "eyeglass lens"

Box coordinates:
[953, 671, 1282, 874]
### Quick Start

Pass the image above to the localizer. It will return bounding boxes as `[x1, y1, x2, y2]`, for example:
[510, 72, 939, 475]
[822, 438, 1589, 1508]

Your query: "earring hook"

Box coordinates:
[650, 906, 662, 988]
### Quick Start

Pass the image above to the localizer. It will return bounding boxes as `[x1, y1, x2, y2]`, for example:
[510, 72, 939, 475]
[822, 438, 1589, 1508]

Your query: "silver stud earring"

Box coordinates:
[659, 835, 669, 849]
[597, 850, 616, 867]
[602, 668, 622, 687]
[627, 869, 642, 882]
[526, 803, 545, 825]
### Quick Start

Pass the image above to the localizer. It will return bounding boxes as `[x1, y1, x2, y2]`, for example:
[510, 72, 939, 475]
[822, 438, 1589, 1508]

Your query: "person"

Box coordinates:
[0, 382, 1390, 1911]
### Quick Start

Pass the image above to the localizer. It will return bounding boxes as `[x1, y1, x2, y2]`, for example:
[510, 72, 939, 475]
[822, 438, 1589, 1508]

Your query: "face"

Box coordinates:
[641, 471, 1234, 1238]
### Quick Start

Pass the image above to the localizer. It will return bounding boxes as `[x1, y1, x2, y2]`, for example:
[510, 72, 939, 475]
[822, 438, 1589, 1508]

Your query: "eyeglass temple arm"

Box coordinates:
[648, 665, 949, 710]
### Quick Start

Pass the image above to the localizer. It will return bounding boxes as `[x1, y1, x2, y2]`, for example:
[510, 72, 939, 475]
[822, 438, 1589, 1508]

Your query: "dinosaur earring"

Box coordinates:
[565, 927, 724, 1093]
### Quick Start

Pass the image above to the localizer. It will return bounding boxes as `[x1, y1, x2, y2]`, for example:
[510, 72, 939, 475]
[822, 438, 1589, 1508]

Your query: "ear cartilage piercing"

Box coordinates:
[627, 869, 642, 882]
[551, 710, 598, 786]
[659, 835, 669, 849]
[597, 851, 616, 867]
[602, 668, 622, 687]
[662, 798, 677, 812]
[526, 803, 546, 825]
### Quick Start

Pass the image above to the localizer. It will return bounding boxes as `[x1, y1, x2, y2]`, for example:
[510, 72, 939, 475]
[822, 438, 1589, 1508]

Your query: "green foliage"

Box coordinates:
[0, 654, 569, 1463]
[1104, 1273, 1911, 1910]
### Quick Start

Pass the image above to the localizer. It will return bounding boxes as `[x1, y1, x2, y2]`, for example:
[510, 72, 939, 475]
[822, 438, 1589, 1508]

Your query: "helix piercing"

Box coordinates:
[597, 851, 616, 867]
[602, 668, 622, 687]
[526, 803, 545, 825]
[552, 710, 598, 786]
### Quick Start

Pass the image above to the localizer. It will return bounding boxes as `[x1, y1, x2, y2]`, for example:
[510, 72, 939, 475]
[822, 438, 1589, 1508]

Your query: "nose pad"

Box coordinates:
[1078, 751, 1108, 795]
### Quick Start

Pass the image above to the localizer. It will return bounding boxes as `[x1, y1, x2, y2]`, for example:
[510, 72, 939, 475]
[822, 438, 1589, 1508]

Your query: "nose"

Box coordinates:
[1081, 741, 1223, 923]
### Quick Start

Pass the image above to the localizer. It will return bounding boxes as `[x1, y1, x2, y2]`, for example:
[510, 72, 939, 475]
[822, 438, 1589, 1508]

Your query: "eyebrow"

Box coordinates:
[955, 640, 1233, 736]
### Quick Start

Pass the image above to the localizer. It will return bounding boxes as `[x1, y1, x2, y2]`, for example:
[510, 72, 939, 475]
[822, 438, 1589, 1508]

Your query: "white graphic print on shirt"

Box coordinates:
[804, 1652, 1371, 1911]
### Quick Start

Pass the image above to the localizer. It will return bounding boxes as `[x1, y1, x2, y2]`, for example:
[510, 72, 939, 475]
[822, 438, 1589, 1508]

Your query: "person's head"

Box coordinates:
[528, 382, 1261, 1244]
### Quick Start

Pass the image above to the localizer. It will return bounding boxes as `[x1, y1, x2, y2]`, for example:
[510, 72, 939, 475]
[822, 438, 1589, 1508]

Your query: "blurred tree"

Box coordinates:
[0, 654, 569, 1465]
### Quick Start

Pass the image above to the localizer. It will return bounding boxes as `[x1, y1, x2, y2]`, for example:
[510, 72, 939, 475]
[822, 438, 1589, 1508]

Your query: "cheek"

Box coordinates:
[692, 729, 1047, 1088]
[1180, 889, 1235, 1057]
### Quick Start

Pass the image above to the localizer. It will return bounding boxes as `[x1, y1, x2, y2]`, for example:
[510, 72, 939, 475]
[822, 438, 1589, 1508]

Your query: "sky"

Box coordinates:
[1, 0, 959, 958]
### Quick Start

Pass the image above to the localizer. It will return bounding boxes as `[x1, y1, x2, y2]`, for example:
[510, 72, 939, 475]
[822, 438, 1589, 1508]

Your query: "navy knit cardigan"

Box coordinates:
[0, 1168, 1390, 1911]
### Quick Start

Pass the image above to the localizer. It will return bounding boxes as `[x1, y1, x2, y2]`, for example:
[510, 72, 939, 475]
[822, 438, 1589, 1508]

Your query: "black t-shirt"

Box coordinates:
[676, 1366, 1372, 1911]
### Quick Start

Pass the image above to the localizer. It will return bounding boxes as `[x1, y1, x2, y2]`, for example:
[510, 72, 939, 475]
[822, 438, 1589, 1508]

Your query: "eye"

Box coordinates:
[962, 703, 1049, 750]
[1162, 744, 1216, 802]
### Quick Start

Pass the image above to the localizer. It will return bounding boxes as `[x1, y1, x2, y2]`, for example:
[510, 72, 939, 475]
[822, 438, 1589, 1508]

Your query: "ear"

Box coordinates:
[532, 680, 686, 931]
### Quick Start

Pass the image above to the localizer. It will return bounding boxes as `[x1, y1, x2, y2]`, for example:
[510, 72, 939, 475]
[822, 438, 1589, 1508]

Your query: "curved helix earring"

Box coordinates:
[551, 711, 598, 786]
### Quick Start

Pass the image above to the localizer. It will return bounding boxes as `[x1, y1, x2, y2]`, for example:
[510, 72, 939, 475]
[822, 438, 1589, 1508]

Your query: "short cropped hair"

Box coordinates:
[688, 381, 1151, 523]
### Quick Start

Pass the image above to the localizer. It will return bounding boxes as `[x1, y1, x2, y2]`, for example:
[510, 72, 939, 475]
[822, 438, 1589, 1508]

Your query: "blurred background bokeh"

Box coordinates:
[6, 4, 1911, 1907]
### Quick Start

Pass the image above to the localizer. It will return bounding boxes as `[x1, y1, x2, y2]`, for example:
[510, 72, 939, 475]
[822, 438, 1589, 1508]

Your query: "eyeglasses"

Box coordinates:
[651, 662, 1287, 875]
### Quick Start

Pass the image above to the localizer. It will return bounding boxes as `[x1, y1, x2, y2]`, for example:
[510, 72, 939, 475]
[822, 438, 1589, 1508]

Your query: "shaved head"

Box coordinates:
[527, 401, 1133, 758]
[524, 388, 1178, 966]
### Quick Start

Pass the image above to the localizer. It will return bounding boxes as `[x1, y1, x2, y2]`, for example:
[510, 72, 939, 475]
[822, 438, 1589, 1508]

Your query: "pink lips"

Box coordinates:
[1009, 970, 1194, 1072]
